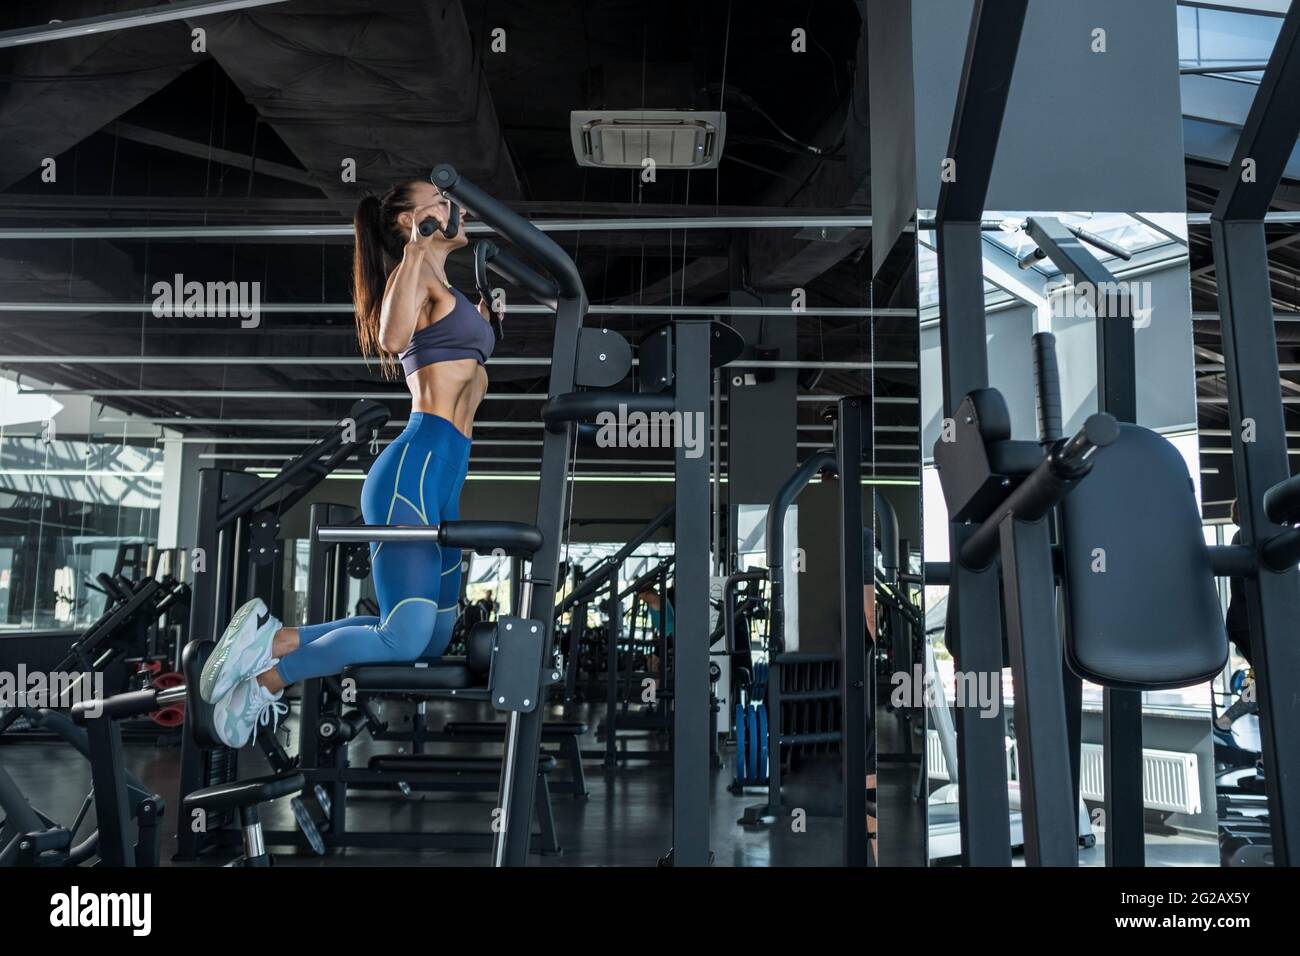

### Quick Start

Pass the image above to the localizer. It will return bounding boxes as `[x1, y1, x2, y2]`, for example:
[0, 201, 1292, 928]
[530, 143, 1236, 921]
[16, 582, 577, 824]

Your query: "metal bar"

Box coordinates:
[82, 715, 136, 867]
[22, 387, 910, 403]
[556, 505, 675, 611]
[837, 397, 870, 866]
[0, 0, 288, 49]
[933, 0, 1030, 223]
[933, 0, 1026, 869]
[1193, 311, 1300, 320]
[3, 214, 1300, 240]
[1027, 219, 1145, 866]
[605, 578, 620, 767]
[0, 216, 874, 239]
[1180, 63, 1269, 74]
[0, 301, 900, 317]
[499, 290, 586, 866]
[95, 417, 904, 432]
[1213, 7, 1300, 221]
[998, 514, 1078, 866]
[1186, 213, 1300, 225]
[317, 526, 441, 543]
[1025, 217, 1137, 421]
[1213, 219, 1300, 863]
[164, 436, 921, 449]
[1100, 688, 1144, 865]
[107, 122, 317, 188]
[767, 450, 838, 652]
[673, 319, 712, 866]
[1030, 217, 1146, 864]
[0, 354, 907, 370]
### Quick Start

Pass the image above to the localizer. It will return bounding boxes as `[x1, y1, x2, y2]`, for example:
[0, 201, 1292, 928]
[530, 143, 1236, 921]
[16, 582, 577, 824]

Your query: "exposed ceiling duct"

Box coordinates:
[185, 0, 520, 203]
[0, 0, 197, 191]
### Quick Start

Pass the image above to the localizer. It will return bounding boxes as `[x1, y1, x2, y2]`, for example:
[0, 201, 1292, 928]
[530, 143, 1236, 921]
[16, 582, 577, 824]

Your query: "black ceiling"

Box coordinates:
[0, 0, 1297, 498]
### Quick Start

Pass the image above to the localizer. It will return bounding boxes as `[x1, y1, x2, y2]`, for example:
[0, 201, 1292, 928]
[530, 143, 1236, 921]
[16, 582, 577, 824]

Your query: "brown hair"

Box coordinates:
[352, 180, 424, 378]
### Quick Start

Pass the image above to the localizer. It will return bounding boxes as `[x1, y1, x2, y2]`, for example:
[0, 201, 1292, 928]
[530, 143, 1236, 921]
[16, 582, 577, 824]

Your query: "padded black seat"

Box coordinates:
[184, 772, 305, 813]
[444, 720, 588, 738]
[1060, 423, 1227, 688]
[368, 754, 557, 774]
[343, 622, 497, 694]
[343, 661, 481, 693]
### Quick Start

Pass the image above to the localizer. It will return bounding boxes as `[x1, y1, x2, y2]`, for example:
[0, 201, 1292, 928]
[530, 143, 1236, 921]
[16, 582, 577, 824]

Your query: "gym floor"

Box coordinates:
[0, 701, 1216, 867]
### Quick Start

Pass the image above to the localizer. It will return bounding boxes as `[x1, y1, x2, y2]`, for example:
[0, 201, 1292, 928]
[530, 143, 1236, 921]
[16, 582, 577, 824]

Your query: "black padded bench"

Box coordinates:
[333, 625, 564, 854]
[443, 720, 589, 798]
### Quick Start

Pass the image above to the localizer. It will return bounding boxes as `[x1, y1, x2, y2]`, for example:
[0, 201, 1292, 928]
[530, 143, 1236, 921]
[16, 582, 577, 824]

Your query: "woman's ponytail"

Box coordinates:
[352, 194, 395, 376]
[352, 181, 424, 379]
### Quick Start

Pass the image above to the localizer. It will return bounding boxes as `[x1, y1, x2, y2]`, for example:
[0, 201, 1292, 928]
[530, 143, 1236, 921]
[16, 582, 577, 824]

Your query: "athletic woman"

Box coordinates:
[199, 178, 500, 748]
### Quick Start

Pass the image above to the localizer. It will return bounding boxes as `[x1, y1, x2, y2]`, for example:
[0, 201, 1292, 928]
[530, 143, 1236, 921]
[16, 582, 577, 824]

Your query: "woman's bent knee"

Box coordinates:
[377, 599, 439, 661]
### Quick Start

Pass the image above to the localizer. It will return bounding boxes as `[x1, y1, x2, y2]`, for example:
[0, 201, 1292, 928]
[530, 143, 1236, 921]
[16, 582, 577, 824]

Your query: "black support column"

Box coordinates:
[500, 291, 586, 866]
[933, 0, 1028, 867]
[837, 396, 871, 865]
[672, 319, 713, 866]
[1024, 216, 1143, 866]
[1210, 0, 1300, 867]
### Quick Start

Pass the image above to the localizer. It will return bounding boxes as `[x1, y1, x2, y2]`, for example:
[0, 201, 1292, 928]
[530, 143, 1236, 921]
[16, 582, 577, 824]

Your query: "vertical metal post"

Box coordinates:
[998, 514, 1079, 866]
[84, 714, 134, 867]
[672, 319, 712, 865]
[658, 564, 670, 716]
[837, 397, 871, 865]
[1024, 216, 1143, 864]
[496, 291, 587, 867]
[175, 468, 224, 857]
[564, 600, 585, 707]
[932, 0, 1028, 867]
[1208, 1, 1300, 866]
[606, 580, 622, 766]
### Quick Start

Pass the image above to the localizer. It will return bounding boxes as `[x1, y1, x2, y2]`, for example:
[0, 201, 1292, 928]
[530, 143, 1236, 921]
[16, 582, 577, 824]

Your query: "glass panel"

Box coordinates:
[0, 423, 163, 632]
[981, 213, 1173, 274]
[1179, 7, 1282, 65]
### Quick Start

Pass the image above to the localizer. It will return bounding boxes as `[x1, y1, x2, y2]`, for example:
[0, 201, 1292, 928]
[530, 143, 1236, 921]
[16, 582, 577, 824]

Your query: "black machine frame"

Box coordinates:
[1206, 0, 1300, 867]
[723, 395, 873, 866]
[929, 0, 1300, 868]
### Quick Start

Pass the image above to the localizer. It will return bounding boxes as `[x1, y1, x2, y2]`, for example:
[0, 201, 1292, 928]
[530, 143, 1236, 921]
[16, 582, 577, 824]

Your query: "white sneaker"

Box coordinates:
[201, 598, 281, 703]
[213, 676, 288, 749]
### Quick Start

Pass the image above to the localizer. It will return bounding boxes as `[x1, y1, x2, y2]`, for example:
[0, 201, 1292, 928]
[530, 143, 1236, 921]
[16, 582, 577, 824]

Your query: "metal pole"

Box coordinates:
[932, 0, 1028, 867]
[671, 319, 713, 865]
[0, 0, 288, 49]
[0, 301, 898, 317]
[1208, 0, 1300, 867]
[1025, 215, 1143, 866]
[837, 397, 871, 866]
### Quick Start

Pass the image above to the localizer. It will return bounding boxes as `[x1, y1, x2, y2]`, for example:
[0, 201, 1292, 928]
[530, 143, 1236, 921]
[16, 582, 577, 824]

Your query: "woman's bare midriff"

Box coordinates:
[407, 359, 488, 438]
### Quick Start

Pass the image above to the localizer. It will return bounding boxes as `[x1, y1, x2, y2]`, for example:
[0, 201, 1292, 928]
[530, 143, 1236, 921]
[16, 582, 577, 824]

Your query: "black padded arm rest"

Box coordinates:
[542, 391, 675, 431]
[72, 688, 158, 724]
[969, 388, 1012, 442]
[439, 520, 543, 557]
[987, 440, 1044, 478]
[1264, 473, 1300, 526]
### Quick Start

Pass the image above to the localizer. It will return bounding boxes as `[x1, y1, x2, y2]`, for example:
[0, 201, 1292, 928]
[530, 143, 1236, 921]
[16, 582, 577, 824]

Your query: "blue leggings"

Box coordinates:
[276, 413, 470, 685]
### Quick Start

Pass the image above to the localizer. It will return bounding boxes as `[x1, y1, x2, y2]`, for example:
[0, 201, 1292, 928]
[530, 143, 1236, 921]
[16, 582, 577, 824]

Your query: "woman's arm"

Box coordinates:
[378, 203, 451, 353]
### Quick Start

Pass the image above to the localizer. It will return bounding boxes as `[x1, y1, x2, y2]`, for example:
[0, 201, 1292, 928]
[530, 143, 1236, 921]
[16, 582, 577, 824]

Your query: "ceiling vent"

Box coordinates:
[570, 110, 725, 170]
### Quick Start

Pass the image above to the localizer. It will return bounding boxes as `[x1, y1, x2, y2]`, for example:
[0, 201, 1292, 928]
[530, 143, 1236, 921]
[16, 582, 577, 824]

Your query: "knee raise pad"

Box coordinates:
[377, 598, 440, 661]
